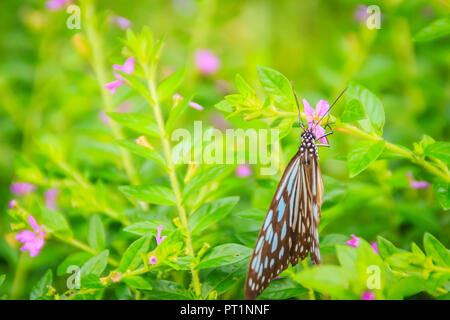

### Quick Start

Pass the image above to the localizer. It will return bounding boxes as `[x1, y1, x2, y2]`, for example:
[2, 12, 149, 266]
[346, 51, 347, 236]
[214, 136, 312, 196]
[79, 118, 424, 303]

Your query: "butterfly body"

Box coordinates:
[244, 128, 324, 300]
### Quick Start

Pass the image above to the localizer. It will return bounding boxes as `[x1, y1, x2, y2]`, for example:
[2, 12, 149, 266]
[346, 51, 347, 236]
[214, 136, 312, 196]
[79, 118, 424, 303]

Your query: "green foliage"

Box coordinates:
[0, 0, 448, 301]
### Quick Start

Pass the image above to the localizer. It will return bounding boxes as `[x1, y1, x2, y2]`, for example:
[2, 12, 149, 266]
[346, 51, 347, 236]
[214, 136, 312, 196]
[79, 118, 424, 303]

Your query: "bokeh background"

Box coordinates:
[0, 0, 448, 299]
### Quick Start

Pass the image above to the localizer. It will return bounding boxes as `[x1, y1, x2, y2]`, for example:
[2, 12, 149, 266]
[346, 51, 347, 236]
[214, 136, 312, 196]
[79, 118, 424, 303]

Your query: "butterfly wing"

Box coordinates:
[244, 151, 302, 299]
[244, 151, 324, 300]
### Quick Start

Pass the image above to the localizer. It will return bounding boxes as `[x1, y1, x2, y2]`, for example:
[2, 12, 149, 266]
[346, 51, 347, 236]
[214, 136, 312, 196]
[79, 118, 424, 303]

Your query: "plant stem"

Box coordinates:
[273, 109, 449, 182]
[81, 0, 140, 187]
[11, 252, 28, 299]
[143, 64, 201, 297]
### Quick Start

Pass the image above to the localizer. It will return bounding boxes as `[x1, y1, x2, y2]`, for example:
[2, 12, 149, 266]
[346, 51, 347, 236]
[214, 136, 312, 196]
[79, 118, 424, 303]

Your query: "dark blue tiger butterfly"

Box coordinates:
[244, 84, 346, 300]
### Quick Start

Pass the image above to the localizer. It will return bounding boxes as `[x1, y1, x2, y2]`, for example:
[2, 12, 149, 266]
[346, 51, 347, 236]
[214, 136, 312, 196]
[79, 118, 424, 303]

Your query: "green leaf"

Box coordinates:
[423, 233, 450, 268]
[424, 142, 450, 163]
[107, 112, 159, 137]
[80, 250, 109, 278]
[124, 220, 174, 236]
[201, 260, 247, 298]
[166, 94, 193, 134]
[414, 18, 450, 42]
[386, 276, 426, 299]
[156, 67, 185, 102]
[119, 235, 151, 272]
[336, 244, 357, 272]
[40, 207, 71, 236]
[347, 140, 385, 177]
[88, 215, 106, 252]
[189, 197, 239, 235]
[376, 236, 402, 259]
[196, 244, 252, 269]
[183, 165, 229, 201]
[115, 70, 154, 103]
[116, 140, 168, 171]
[57, 252, 92, 276]
[80, 274, 103, 288]
[215, 99, 233, 113]
[295, 265, 353, 299]
[346, 83, 385, 135]
[320, 234, 349, 255]
[119, 185, 176, 206]
[258, 279, 307, 300]
[30, 270, 53, 300]
[256, 66, 293, 109]
[433, 180, 449, 210]
[147, 280, 193, 299]
[355, 239, 385, 292]
[235, 74, 255, 98]
[341, 99, 366, 122]
[123, 276, 152, 290]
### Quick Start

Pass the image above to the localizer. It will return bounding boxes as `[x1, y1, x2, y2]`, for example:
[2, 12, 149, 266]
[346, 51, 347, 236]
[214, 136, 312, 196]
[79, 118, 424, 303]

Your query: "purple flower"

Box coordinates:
[44, 188, 59, 210]
[346, 234, 360, 248]
[194, 49, 220, 75]
[113, 57, 135, 79]
[406, 171, 430, 189]
[112, 16, 131, 30]
[15, 215, 46, 257]
[188, 101, 204, 111]
[302, 99, 329, 144]
[10, 182, 36, 196]
[371, 241, 379, 254]
[354, 4, 368, 22]
[156, 225, 167, 246]
[45, 0, 73, 11]
[104, 79, 124, 95]
[104, 57, 135, 94]
[235, 164, 252, 178]
[361, 291, 375, 300]
[347, 235, 380, 254]
[8, 199, 17, 209]
[149, 256, 157, 265]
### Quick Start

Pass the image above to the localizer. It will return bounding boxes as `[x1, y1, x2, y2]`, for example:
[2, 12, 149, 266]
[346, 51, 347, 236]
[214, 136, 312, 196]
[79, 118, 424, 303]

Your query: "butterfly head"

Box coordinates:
[301, 130, 315, 142]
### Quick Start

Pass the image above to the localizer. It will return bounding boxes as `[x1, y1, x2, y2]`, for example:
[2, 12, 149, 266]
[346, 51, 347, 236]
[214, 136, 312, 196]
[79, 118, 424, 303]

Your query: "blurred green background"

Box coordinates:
[0, 0, 448, 299]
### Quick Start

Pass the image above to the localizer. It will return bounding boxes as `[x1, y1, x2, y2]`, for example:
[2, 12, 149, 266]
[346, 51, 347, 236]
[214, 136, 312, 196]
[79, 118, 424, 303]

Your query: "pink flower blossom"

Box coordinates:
[156, 225, 167, 245]
[45, 0, 73, 11]
[346, 234, 360, 248]
[302, 99, 330, 144]
[354, 5, 368, 22]
[188, 101, 204, 111]
[235, 164, 252, 178]
[44, 188, 59, 210]
[406, 171, 430, 189]
[371, 241, 379, 254]
[8, 199, 17, 209]
[112, 16, 131, 30]
[113, 57, 135, 79]
[361, 291, 375, 300]
[15, 215, 46, 257]
[104, 79, 124, 95]
[172, 93, 204, 110]
[104, 57, 135, 94]
[347, 235, 380, 254]
[194, 49, 220, 75]
[149, 256, 157, 265]
[10, 182, 36, 196]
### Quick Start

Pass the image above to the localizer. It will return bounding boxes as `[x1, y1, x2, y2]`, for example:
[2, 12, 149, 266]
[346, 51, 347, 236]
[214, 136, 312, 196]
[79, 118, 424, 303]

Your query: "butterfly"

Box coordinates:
[244, 84, 346, 300]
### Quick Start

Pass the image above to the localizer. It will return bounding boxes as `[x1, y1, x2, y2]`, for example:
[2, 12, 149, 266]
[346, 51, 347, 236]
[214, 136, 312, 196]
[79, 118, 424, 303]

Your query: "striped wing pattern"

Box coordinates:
[244, 149, 324, 300]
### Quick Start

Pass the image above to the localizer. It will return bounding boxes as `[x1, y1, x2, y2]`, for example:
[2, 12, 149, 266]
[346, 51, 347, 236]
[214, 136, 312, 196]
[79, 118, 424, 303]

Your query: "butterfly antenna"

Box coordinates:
[290, 81, 306, 131]
[312, 87, 348, 130]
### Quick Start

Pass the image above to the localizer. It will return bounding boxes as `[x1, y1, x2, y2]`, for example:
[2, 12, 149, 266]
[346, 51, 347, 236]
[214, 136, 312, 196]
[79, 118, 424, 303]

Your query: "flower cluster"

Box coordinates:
[104, 57, 135, 94]
[302, 99, 330, 144]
